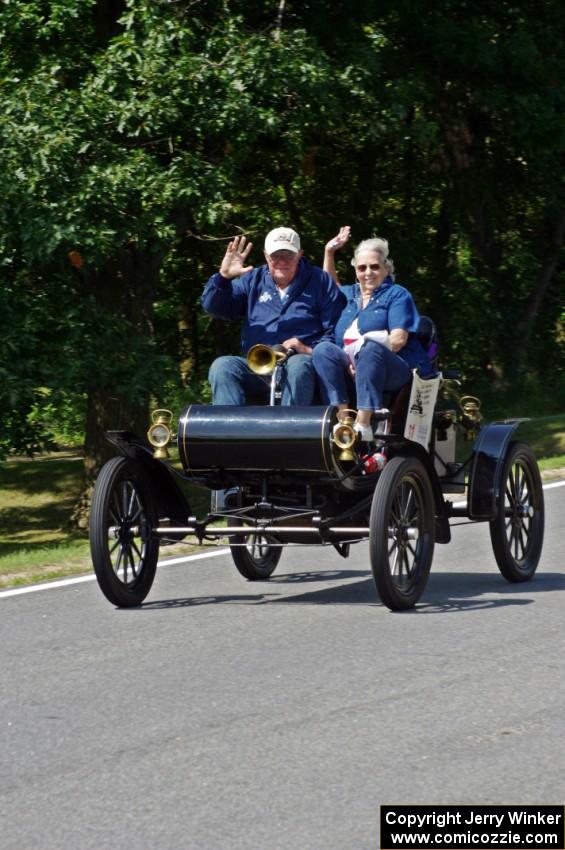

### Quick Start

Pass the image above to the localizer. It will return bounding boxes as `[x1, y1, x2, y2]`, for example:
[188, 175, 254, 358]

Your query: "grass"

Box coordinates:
[0, 453, 210, 589]
[514, 414, 565, 461]
[0, 456, 91, 587]
[1, 412, 564, 589]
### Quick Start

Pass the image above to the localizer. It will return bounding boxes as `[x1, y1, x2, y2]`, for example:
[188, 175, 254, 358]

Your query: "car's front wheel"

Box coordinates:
[369, 456, 435, 610]
[89, 457, 159, 607]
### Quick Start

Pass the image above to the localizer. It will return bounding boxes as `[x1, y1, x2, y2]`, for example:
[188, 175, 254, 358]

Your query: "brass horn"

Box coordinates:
[247, 344, 288, 375]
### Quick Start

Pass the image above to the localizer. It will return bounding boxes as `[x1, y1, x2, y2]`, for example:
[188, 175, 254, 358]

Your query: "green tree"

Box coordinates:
[0, 0, 563, 528]
[0, 0, 382, 518]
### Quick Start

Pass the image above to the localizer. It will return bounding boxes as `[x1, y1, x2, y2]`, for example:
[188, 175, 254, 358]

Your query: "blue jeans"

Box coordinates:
[312, 340, 410, 410]
[208, 354, 316, 405]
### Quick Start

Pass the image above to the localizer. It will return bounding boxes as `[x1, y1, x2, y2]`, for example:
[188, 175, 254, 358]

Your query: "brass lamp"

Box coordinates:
[459, 395, 483, 441]
[147, 409, 173, 459]
[332, 410, 357, 462]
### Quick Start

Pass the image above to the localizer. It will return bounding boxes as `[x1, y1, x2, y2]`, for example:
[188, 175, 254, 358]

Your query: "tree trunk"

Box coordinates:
[517, 206, 565, 367]
[178, 300, 199, 386]
[71, 244, 160, 530]
[93, 0, 126, 42]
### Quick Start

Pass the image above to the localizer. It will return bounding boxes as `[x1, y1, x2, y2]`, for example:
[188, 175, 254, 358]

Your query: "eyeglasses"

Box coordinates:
[268, 251, 297, 264]
[356, 263, 381, 272]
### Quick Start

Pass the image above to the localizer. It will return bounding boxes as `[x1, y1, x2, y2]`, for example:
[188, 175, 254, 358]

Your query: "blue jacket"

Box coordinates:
[336, 279, 433, 375]
[202, 258, 346, 354]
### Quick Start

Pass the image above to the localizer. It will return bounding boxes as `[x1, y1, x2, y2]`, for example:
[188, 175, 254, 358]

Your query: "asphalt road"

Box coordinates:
[1, 483, 564, 850]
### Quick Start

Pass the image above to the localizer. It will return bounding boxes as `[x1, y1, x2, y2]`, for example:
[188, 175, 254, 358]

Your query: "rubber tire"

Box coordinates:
[89, 457, 159, 607]
[489, 442, 544, 582]
[370, 456, 435, 610]
[230, 524, 282, 581]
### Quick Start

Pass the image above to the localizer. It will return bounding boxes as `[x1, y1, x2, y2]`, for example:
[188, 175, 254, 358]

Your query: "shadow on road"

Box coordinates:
[138, 593, 273, 609]
[269, 568, 370, 584]
[134, 569, 565, 612]
[415, 570, 565, 614]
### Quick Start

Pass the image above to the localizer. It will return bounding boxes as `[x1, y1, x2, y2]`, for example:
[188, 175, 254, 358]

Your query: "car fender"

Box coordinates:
[389, 439, 451, 543]
[467, 420, 528, 520]
[104, 431, 192, 527]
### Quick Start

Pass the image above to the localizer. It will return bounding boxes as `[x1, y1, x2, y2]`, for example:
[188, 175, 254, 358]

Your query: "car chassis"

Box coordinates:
[89, 370, 545, 611]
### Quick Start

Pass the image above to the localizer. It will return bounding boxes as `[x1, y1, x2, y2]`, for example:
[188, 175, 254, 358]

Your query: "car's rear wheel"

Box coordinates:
[370, 456, 435, 610]
[489, 442, 544, 582]
[89, 457, 159, 607]
[230, 522, 282, 580]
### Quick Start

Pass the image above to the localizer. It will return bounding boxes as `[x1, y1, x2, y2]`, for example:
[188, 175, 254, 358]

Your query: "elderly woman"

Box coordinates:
[312, 228, 432, 440]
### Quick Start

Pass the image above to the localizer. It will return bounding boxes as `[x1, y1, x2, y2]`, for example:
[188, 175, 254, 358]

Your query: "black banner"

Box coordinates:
[381, 805, 565, 850]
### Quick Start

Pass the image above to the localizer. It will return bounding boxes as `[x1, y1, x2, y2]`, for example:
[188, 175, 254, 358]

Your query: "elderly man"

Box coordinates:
[202, 227, 345, 405]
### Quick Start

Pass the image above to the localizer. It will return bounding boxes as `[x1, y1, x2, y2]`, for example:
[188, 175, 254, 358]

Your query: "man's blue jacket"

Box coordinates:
[202, 258, 346, 354]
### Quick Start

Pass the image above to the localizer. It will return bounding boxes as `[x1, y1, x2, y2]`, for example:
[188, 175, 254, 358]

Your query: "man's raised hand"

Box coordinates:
[219, 235, 254, 279]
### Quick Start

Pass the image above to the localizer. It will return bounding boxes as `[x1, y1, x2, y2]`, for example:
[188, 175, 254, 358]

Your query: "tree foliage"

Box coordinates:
[0, 0, 563, 481]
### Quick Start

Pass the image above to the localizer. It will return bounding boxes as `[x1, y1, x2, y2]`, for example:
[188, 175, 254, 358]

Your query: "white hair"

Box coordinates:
[351, 237, 395, 278]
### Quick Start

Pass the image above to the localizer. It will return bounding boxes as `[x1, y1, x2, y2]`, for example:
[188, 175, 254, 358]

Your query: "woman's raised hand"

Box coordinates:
[325, 225, 351, 254]
[219, 235, 254, 278]
[323, 225, 351, 283]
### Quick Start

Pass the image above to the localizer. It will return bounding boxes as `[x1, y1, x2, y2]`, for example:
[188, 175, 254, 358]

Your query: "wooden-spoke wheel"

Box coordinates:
[230, 523, 282, 581]
[370, 456, 435, 610]
[489, 442, 544, 582]
[89, 457, 159, 607]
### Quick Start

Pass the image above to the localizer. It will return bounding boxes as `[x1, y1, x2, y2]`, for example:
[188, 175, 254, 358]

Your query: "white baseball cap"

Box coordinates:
[264, 227, 301, 255]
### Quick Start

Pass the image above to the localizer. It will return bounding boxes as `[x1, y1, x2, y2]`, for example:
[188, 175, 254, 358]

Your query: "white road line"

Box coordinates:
[1, 478, 564, 600]
[0, 549, 230, 599]
[543, 479, 565, 491]
[450, 477, 565, 508]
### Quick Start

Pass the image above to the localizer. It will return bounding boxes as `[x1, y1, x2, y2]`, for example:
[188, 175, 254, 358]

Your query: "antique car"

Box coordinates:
[89, 338, 545, 611]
